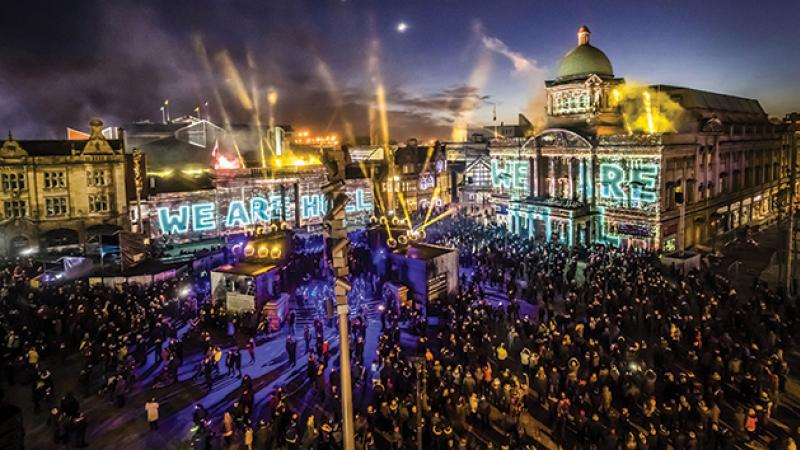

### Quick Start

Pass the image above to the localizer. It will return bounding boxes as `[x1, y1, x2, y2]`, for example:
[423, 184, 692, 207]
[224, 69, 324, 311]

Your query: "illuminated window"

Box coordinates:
[43, 171, 66, 189]
[3, 200, 26, 218]
[1, 173, 26, 192]
[88, 170, 109, 187]
[89, 193, 110, 213]
[45, 197, 68, 217]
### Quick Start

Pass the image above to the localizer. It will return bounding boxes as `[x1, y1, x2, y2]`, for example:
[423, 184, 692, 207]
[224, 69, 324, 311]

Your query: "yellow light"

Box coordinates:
[257, 245, 269, 258]
[181, 168, 208, 176]
[643, 91, 655, 134]
[418, 207, 455, 231]
[244, 244, 255, 257]
[270, 246, 281, 259]
[149, 169, 174, 177]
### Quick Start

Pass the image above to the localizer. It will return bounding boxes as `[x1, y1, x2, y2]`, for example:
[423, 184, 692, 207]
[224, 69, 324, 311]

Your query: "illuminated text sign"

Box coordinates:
[491, 159, 529, 192]
[599, 161, 658, 204]
[157, 188, 372, 234]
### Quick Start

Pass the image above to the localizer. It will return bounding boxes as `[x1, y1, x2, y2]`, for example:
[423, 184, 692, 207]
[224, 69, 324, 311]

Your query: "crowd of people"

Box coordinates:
[0, 256, 198, 447]
[1, 212, 799, 449]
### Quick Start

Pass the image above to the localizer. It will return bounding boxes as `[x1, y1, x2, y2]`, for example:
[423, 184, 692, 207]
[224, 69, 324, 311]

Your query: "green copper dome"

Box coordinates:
[556, 26, 613, 80]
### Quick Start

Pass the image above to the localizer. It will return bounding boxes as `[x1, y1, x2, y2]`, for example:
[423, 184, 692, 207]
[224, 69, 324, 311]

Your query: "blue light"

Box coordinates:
[250, 197, 271, 223]
[158, 205, 190, 234]
[191, 203, 216, 232]
[225, 200, 252, 227]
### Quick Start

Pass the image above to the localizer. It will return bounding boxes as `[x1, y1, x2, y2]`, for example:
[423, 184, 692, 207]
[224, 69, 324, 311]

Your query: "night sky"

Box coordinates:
[1, 0, 798, 141]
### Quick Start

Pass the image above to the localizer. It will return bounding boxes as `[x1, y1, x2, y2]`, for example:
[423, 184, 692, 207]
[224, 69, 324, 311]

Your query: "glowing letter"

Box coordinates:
[158, 206, 190, 234]
[250, 197, 271, 223]
[355, 188, 372, 212]
[269, 194, 283, 218]
[513, 161, 529, 191]
[191, 203, 216, 232]
[630, 164, 658, 203]
[225, 200, 251, 227]
[600, 163, 625, 199]
[491, 159, 513, 189]
[301, 195, 320, 219]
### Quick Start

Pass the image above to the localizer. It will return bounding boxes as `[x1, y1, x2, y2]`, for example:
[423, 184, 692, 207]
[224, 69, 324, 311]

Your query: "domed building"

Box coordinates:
[544, 25, 625, 135]
[488, 26, 789, 257]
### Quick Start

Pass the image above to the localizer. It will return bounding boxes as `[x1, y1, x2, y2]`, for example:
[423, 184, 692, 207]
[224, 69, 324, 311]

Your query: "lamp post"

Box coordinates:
[321, 146, 355, 450]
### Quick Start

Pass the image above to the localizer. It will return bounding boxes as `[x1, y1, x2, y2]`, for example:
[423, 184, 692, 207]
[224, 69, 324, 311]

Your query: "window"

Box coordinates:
[88, 170, 108, 187]
[45, 197, 68, 217]
[89, 193, 110, 213]
[3, 201, 26, 218]
[43, 171, 66, 189]
[1, 173, 26, 192]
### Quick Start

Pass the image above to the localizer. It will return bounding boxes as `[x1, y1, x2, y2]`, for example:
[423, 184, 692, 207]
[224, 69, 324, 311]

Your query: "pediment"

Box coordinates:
[0, 136, 28, 159]
[530, 128, 593, 149]
[80, 119, 116, 155]
[465, 155, 491, 173]
[584, 74, 604, 86]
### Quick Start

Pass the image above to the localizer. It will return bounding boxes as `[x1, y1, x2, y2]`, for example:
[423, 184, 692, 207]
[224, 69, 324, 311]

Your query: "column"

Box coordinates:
[528, 214, 534, 240]
[581, 159, 587, 203]
[548, 157, 555, 198]
[568, 221, 574, 247]
[568, 158, 574, 200]
[532, 156, 539, 197]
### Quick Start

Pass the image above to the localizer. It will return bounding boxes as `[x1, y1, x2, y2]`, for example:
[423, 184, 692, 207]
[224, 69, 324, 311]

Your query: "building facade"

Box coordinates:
[492, 26, 789, 251]
[0, 120, 133, 255]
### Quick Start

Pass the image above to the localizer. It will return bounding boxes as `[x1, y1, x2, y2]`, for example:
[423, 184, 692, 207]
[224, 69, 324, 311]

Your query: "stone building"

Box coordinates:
[501, 26, 789, 251]
[0, 120, 134, 255]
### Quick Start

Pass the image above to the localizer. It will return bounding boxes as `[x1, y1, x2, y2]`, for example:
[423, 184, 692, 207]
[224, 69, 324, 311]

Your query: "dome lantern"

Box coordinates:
[556, 26, 613, 81]
[578, 25, 590, 46]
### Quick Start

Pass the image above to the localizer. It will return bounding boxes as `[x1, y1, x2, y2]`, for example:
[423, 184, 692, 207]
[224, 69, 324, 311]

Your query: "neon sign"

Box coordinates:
[599, 161, 658, 204]
[491, 159, 529, 192]
[157, 188, 372, 234]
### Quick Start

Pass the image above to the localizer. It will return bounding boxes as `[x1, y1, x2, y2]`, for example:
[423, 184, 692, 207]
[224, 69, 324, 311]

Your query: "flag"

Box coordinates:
[66, 128, 90, 140]
[492, 104, 497, 122]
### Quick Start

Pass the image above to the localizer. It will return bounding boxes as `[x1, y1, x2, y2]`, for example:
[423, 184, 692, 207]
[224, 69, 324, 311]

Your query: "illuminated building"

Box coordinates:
[0, 120, 134, 255]
[144, 153, 375, 247]
[499, 26, 790, 251]
[390, 139, 450, 212]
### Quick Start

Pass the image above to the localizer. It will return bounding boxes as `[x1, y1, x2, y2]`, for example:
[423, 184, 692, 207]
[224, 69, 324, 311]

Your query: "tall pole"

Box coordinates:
[675, 181, 685, 256]
[322, 147, 355, 450]
[133, 150, 144, 234]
